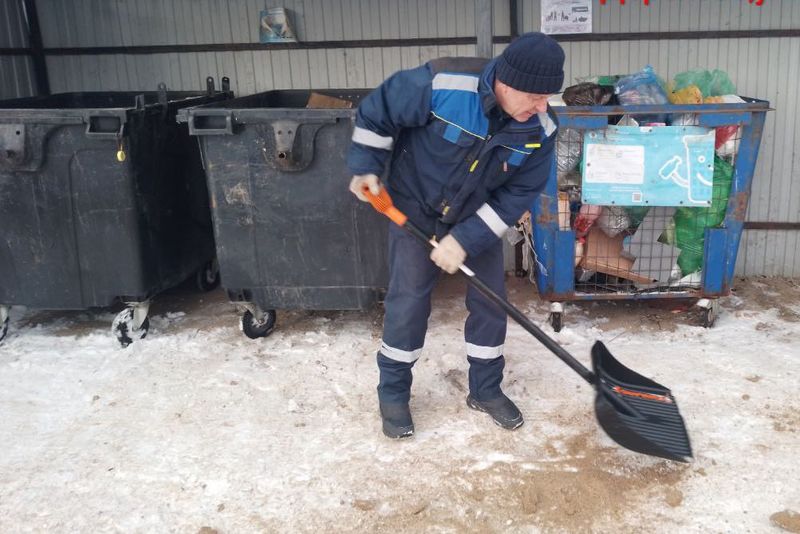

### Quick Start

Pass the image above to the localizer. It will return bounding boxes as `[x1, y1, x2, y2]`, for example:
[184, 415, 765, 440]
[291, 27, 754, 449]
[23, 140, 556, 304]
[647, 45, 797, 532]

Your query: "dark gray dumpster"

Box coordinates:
[0, 78, 233, 346]
[178, 89, 388, 339]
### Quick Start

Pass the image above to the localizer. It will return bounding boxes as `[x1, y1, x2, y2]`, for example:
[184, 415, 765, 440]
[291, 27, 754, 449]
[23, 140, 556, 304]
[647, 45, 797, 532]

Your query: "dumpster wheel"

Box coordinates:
[241, 309, 277, 339]
[0, 316, 8, 345]
[701, 305, 717, 328]
[696, 298, 719, 329]
[548, 302, 564, 333]
[196, 259, 221, 292]
[112, 307, 150, 347]
[548, 312, 563, 333]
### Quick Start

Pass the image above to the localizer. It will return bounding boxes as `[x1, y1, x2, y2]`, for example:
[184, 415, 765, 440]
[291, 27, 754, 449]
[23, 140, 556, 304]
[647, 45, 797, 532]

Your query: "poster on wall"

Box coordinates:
[541, 0, 592, 34]
[259, 8, 298, 43]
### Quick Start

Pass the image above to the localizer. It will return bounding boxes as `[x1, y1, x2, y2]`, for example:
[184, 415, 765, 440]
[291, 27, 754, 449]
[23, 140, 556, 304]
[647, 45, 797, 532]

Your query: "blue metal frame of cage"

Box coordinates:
[531, 97, 771, 302]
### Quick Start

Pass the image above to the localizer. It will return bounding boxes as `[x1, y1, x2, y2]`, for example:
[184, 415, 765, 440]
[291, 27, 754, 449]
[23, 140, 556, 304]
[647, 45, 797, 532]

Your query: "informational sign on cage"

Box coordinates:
[584, 144, 644, 184]
[541, 0, 592, 35]
[581, 126, 716, 207]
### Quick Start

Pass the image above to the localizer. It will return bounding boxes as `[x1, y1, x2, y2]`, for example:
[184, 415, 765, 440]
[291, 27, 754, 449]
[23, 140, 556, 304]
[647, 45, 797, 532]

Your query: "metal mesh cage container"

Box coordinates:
[528, 97, 771, 330]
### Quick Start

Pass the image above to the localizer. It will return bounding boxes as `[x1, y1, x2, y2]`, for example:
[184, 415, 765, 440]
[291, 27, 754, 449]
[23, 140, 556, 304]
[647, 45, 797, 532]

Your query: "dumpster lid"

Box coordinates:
[176, 89, 370, 134]
[550, 96, 773, 117]
[189, 89, 370, 110]
[0, 90, 224, 111]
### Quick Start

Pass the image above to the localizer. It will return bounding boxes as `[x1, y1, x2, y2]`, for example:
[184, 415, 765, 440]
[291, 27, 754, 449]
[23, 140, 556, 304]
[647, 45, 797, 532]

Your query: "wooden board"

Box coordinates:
[306, 92, 353, 109]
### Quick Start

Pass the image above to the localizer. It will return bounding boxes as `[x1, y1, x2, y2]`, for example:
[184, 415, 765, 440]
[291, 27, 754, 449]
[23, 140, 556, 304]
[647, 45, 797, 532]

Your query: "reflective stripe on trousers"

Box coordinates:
[378, 222, 507, 403]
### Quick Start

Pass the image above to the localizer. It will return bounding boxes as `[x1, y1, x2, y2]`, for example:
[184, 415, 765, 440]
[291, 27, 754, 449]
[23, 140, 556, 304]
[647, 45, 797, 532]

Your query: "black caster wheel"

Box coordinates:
[241, 309, 276, 339]
[196, 259, 221, 291]
[549, 312, 563, 333]
[0, 316, 8, 344]
[701, 306, 716, 328]
[112, 308, 150, 347]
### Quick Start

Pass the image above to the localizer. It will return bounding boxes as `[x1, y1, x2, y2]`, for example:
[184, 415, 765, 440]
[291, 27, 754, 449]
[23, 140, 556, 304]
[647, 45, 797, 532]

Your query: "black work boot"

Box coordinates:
[377, 352, 415, 439]
[466, 393, 524, 430]
[379, 401, 414, 439]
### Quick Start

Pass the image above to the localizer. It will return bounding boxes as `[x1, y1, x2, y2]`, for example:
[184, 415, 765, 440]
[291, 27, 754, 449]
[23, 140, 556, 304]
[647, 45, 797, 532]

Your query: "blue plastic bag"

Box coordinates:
[614, 66, 670, 124]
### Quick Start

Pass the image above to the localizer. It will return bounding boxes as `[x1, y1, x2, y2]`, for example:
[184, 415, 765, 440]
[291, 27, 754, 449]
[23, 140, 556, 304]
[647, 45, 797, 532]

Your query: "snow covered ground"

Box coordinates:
[1, 276, 799, 533]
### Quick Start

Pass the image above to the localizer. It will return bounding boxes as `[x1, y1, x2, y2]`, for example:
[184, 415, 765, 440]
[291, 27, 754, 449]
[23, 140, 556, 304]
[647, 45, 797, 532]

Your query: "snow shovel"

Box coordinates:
[363, 186, 692, 462]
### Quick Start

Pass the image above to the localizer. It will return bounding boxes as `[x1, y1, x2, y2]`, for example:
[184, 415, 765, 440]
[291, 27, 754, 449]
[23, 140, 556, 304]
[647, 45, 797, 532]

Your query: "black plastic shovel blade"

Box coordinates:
[591, 341, 692, 462]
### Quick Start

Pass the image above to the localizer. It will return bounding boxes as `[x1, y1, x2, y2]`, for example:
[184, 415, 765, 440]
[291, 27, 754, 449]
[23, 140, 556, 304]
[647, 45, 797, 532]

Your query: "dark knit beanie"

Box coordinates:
[496, 32, 565, 94]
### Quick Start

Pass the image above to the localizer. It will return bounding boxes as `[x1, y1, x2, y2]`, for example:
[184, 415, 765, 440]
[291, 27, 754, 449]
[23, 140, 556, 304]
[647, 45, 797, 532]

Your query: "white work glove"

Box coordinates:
[430, 234, 467, 274]
[349, 173, 381, 201]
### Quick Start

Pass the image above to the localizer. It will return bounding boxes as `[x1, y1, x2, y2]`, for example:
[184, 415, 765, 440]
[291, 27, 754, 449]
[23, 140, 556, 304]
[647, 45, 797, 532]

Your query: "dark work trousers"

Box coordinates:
[377, 222, 507, 405]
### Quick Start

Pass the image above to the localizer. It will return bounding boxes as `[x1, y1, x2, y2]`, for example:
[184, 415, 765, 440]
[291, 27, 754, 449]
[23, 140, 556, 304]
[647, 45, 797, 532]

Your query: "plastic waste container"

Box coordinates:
[526, 97, 771, 331]
[0, 78, 233, 346]
[178, 89, 388, 339]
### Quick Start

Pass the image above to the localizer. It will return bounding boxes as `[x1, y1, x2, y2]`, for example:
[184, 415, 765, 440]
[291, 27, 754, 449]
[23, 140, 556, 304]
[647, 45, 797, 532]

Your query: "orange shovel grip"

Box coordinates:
[362, 186, 408, 227]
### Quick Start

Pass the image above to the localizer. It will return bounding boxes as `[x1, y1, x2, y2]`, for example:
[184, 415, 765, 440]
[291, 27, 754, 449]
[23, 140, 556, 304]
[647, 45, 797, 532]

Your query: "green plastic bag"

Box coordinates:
[672, 69, 736, 98]
[576, 74, 626, 87]
[673, 156, 734, 275]
[624, 207, 651, 228]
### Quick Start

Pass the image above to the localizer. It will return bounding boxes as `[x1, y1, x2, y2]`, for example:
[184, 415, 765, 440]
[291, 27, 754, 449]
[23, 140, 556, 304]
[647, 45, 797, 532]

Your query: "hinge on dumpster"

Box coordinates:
[205, 77, 231, 96]
[260, 119, 336, 172]
[262, 120, 310, 172]
[0, 123, 51, 171]
[272, 120, 300, 161]
[0, 124, 27, 167]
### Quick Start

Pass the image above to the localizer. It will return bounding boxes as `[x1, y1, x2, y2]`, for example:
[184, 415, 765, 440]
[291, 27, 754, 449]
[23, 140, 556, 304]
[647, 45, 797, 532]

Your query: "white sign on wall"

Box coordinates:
[541, 0, 592, 35]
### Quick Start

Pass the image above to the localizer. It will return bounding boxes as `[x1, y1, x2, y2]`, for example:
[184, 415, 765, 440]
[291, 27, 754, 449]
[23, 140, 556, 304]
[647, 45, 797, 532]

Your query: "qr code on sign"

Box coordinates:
[632, 192, 643, 203]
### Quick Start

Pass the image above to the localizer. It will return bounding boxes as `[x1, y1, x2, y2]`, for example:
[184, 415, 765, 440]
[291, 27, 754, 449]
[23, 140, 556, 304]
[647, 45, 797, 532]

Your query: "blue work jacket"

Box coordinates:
[347, 56, 557, 257]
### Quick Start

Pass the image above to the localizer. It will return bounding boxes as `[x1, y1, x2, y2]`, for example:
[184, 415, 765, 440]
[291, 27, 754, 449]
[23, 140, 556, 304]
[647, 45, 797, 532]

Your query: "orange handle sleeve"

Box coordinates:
[362, 186, 408, 226]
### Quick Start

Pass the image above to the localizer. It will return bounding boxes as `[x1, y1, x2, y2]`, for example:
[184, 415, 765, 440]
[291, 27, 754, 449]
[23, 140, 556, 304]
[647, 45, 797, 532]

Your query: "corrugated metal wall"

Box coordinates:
[35, 0, 484, 94]
[518, 0, 800, 276]
[0, 0, 36, 99]
[6, 0, 800, 275]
